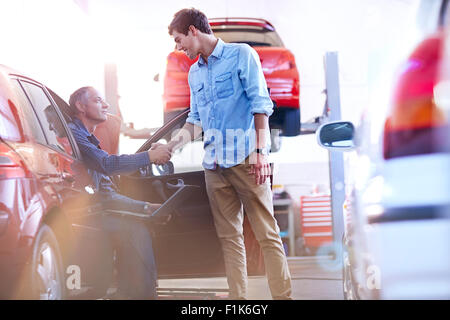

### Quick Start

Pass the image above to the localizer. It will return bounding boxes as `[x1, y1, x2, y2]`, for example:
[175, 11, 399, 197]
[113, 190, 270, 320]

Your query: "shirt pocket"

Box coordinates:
[193, 83, 207, 107]
[215, 72, 234, 99]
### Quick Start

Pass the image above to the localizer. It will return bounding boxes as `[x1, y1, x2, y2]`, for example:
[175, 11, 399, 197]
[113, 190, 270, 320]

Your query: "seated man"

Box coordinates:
[68, 86, 172, 299]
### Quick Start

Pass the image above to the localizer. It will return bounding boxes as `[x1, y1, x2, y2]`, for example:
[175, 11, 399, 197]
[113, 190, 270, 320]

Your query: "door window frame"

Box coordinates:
[13, 76, 81, 160]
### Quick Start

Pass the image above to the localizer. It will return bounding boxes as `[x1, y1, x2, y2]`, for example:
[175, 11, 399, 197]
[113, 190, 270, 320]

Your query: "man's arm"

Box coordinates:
[70, 124, 171, 174]
[238, 45, 273, 185]
[249, 113, 271, 185]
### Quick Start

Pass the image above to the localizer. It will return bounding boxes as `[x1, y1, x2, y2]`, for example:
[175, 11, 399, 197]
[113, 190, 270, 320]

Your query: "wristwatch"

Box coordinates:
[255, 148, 269, 156]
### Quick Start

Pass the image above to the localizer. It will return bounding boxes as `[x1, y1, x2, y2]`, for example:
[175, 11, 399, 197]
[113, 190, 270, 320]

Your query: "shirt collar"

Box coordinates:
[72, 117, 100, 146]
[198, 38, 224, 65]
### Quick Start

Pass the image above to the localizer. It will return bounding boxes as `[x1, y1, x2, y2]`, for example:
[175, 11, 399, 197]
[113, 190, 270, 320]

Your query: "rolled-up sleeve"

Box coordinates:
[186, 68, 203, 127]
[238, 45, 274, 117]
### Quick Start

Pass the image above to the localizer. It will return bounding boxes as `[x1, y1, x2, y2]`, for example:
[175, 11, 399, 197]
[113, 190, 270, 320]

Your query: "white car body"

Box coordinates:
[317, 0, 450, 299]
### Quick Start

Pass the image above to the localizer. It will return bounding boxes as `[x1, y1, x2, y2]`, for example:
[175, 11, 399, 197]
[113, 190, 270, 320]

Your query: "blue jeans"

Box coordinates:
[89, 191, 158, 299]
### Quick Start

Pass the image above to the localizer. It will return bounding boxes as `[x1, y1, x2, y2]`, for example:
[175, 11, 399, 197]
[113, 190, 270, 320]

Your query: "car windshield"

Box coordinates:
[212, 27, 284, 47]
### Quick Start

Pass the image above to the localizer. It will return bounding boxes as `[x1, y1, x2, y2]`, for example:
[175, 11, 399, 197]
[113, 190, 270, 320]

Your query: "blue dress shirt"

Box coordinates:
[186, 38, 274, 169]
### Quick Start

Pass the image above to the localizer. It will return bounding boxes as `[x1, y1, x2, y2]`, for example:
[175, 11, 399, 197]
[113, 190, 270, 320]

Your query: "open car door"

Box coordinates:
[119, 110, 264, 278]
[119, 111, 225, 278]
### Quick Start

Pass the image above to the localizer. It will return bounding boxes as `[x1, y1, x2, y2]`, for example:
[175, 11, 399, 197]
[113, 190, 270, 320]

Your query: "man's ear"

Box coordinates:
[74, 100, 85, 115]
[188, 25, 197, 36]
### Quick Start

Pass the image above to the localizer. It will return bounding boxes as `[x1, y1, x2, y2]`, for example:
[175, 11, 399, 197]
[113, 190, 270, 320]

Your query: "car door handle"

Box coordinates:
[166, 179, 185, 189]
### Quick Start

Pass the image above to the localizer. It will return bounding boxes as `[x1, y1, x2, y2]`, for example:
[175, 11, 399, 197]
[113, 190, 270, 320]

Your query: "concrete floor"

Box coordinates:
[157, 256, 344, 300]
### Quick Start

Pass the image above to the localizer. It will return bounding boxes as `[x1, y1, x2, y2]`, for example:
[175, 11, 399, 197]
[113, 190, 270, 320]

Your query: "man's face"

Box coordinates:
[83, 88, 108, 123]
[172, 29, 198, 60]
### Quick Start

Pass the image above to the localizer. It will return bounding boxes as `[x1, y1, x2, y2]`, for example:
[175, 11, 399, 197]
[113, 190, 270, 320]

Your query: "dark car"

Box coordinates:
[163, 18, 301, 140]
[0, 65, 263, 299]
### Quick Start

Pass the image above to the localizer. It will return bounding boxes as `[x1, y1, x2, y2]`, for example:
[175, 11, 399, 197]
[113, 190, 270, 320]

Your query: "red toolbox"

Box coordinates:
[300, 195, 333, 248]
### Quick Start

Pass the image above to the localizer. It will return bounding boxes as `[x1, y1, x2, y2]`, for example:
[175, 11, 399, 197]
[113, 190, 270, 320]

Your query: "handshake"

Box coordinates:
[147, 143, 173, 165]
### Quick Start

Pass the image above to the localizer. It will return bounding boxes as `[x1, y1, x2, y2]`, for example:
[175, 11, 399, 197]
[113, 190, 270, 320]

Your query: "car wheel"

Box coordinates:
[26, 225, 65, 300]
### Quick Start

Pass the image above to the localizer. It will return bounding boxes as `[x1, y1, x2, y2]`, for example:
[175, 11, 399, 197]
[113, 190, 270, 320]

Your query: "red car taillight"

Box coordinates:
[276, 52, 296, 71]
[0, 141, 29, 179]
[383, 31, 448, 159]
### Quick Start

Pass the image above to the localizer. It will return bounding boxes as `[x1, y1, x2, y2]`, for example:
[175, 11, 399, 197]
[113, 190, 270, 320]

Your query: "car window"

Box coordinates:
[170, 138, 205, 174]
[139, 111, 204, 175]
[20, 81, 74, 156]
[46, 87, 73, 123]
[10, 80, 47, 144]
[213, 28, 284, 47]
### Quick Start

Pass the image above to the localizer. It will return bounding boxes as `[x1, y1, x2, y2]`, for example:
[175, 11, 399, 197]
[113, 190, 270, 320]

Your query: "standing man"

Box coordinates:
[68, 86, 172, 299]
[159, 8, 292, 299]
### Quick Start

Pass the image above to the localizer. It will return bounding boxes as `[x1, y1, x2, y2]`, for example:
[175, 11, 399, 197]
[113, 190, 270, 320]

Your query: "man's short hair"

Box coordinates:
[168, 8, 212, 36]
[68, 86, 92, 117]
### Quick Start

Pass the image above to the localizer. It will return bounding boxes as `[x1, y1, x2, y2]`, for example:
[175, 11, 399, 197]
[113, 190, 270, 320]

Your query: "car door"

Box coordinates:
[119, 110, 265, 278]
[17, 79, 76, 191]
[119, 112, 225, 278]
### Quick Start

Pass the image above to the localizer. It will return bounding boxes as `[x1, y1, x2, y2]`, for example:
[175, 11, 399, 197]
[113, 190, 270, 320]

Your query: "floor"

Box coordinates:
[156, 256, 344, 300]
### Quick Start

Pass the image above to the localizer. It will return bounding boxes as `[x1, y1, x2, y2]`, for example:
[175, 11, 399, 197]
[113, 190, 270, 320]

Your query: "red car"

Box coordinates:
[163, 18, 301, 137]
[0, 64, 264, 299]
[0, 65, 117, 299]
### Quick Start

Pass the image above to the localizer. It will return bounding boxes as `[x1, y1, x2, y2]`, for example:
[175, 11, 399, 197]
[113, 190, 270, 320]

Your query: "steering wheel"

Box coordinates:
[151, 162, 174, 176]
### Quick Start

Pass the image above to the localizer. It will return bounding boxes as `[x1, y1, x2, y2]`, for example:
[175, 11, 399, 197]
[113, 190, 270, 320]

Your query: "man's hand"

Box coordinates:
[148, 143, 172, 165]
[248, 153, 271, 185]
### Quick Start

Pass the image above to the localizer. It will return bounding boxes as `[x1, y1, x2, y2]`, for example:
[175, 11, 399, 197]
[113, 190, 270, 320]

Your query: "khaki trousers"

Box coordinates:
[204, 161, 292, 299]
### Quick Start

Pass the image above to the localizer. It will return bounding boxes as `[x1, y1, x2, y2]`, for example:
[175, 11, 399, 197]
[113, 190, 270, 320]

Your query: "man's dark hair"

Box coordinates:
[168, 8, 212, 36]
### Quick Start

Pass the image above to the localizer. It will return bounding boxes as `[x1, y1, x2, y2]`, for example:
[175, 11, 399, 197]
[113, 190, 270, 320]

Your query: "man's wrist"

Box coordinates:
[167, 140, 177, 151]
[255, 148, 269, 156]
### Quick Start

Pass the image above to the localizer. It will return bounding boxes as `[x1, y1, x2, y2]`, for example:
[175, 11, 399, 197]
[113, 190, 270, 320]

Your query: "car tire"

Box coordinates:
[22, 225, 66, 300]
[282, 108, 301, 137]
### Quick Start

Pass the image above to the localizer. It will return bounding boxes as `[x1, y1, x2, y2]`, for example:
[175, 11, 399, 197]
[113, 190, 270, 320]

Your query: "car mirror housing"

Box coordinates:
[316, 121, 356, 151]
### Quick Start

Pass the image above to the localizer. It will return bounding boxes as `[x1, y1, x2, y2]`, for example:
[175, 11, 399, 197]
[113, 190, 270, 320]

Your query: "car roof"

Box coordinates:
[0, 64, 22, 76]
[0, 64, 42, 84]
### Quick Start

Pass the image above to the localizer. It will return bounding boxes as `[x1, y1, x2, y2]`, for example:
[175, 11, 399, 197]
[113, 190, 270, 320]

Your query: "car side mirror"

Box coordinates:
[316, 121, 355, 150]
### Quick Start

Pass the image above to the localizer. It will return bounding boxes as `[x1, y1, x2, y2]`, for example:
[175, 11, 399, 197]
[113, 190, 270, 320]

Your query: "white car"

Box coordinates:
[316, 0, 450, 299]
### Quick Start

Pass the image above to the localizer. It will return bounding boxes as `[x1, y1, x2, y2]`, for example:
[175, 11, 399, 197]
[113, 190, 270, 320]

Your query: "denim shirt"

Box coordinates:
[186, 38, 273, 169]
[68, 117, 150, 193]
